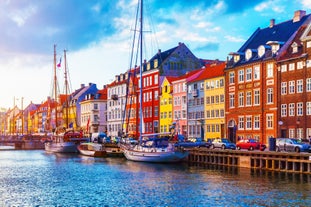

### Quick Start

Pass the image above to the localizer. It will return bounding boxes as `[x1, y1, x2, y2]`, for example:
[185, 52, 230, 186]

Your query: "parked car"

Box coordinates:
[210, 138, 236, 150]
[275, 138, 311, 153]
[175, 137, 211, 148]
[236, 139, 266, 151]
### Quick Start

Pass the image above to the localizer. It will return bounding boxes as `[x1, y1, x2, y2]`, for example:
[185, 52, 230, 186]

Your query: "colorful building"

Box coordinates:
[225, 10, 311, 144]
[277, 19, 311, 139]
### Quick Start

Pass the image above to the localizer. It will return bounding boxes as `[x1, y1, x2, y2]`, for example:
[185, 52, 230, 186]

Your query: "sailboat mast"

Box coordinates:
[139, 0, 143, 140]
[53, 44, 58, 129]
[64, 50, 69, 129]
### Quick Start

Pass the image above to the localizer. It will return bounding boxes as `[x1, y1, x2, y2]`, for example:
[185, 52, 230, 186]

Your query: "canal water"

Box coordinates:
[0, 150, 310, 207]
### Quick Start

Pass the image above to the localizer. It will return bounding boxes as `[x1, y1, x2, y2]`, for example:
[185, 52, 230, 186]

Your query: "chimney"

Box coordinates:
[293, 10, 306, 22]
[81, 84, 85, 88]
[269, 19, 275, 28]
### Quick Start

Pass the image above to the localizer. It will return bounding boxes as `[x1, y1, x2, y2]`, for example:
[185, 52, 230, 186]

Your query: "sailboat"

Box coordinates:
[121, 0, 189, 163]
[45, 46, 89, 153]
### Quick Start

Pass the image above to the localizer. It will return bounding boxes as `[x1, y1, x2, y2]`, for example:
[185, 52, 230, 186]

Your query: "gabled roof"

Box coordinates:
[277, 24, 308, 62]
[227, 11, 311, 67]
[188, 62, 225, 83]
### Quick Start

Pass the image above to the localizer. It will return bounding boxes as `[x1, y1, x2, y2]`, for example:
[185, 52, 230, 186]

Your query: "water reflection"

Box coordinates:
[0, 150, 310, 206]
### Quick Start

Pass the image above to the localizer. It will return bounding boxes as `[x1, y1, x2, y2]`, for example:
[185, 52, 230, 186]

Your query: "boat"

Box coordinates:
[77, 142, 107, 157]
[45, 130, 89, 153]
[104, 142, 124, 157]
[121, 0, 189, 162]
[122, 134, 188, 162]
[44, 46, 89, 153]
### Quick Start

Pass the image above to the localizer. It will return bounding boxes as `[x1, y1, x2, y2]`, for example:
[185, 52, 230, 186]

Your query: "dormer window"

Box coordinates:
[291, 42, 298, 53]
[234, 55, 240, 62]
[147, 62, 150, 70]
[245, 49, 252, 61]
[266, 41, 283, 54]
[154, 59, 158, 68]
[258, 45, 266, 57]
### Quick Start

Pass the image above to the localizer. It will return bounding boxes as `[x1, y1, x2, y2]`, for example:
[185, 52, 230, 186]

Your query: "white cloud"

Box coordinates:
[9, 5, 37, 27]
[301, 0, 311, 9]
[225, 35, 245, 43]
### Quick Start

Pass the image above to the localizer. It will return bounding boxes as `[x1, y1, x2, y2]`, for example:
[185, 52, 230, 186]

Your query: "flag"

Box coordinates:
[57, 57, 62, 68]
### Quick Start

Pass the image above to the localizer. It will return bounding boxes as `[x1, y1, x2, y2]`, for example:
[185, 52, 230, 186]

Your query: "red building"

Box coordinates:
[225, 10, 311, 144]
[277, 20, 311, 140]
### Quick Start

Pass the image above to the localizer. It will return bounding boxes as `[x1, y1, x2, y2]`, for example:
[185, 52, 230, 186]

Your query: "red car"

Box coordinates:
[236, 139, 266, 151]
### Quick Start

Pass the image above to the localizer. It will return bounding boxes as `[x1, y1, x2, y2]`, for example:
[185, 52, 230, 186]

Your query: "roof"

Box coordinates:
[227, 11, 311, 68]
[189, 62, 226, 83]
[277, 24, 308, 61]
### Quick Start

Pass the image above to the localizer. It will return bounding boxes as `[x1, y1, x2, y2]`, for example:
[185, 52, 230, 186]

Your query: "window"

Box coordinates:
[297, 79, 303, 93]
[281, 64, 287, 72]
[289, 129, 295, 138]
[267, 88, 273, 104]
[246, 116, 252, 129]
[307, 102, 311, 115]
[254, 116, 260, 129]
[297, 61, 304, 69]
[297, 102, 303, 116]
[238, 116, 244, 129]
[229, 72, 235, 84]
[266, 114, 273, 129]
[307, 41, 311, 48]
[154, 75, 158, 85]
[229, 93, 235, 108]
[206, 82, 210, 89]
[254, 90, 260, 105]
[289, 81, 295, 94]
[307, 78, 311, 92]
[254, 65, 260, 80]
[215, 95, 219, 103]
[281, 104, 287, 117]
[246, 68, 252, 81]
[239, 70, 244, 82]
[220, 95, 225, 103]
[281, 82, 287, 95]
[289, 63, 295, 71]
[267, 63, 273, 78]
[206, 97, 210, 104]
[289, 103, 295, 116]
[307, 60, 311, 68]
[246, 91, 252, 106]
[239, 92, 244, 107]
[215, 80, 220, 88]
[219, 79, 224, 87]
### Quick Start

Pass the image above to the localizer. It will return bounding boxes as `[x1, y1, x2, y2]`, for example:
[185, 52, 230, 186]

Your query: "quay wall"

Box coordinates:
[187, 148, 311, 174]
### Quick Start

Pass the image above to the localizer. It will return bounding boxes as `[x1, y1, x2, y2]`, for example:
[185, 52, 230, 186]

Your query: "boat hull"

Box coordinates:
[123, 148, 189, 163]
[45, 142, 78, 153]
[77, 143, 107, 157]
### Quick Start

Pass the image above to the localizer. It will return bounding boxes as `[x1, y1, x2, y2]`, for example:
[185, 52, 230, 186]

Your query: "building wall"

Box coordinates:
[204, 76, 225, 139]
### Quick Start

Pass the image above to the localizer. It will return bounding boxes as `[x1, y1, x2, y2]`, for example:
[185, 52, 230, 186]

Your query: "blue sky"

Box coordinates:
[1, 0, 311, 109]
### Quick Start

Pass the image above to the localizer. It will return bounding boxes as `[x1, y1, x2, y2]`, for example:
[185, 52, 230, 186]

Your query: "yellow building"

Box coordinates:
[159, 77, 176, 133]
[204, 63, 226, 139]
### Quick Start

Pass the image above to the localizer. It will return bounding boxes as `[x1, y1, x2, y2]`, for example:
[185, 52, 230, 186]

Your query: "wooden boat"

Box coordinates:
[77, 142, 107, 157]
[45, 131, 89, 153]
[104, 142, 124, 157]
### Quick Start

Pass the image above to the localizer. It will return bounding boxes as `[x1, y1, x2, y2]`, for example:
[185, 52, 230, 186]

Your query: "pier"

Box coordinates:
[187, 148, 311, 174]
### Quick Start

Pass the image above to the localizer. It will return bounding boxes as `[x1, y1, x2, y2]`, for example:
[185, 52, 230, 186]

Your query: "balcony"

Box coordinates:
[111, 94, 118, 100]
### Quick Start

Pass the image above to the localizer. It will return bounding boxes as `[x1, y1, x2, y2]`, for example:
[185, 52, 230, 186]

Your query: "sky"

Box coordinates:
[1, 0, 311, 110]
